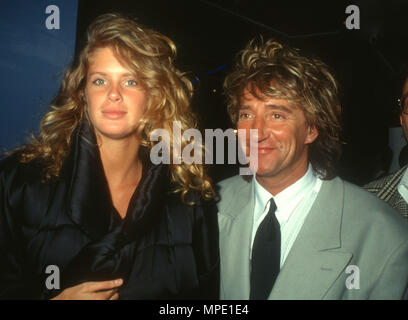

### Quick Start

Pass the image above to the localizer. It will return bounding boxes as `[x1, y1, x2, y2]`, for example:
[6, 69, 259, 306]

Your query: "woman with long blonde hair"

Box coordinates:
[0, 13, 219, 299]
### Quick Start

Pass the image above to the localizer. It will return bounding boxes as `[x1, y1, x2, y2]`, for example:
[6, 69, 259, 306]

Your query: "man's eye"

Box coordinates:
[266, 112, 285, 120]
[239, 113, 253, 119]
[92, 79, 105, 86]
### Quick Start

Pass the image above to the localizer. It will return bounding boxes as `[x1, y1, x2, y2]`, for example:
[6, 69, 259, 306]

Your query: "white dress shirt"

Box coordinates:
[397, 167, 408, 203]
[251, 164, 322, 267]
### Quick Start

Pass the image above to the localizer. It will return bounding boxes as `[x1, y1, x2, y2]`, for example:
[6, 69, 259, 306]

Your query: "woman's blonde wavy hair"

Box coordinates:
[18, 13, 214, 202]
[224, 38, 343, 180]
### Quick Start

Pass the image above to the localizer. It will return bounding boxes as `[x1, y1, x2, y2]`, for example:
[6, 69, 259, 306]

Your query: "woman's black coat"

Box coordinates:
[0, 122, 219, 299]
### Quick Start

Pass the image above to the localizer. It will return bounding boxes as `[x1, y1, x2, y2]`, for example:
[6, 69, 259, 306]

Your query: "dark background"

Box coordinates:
[0, 0, 78, 156]
[75, 0, 408, 184]
[2, 0, 408, 185]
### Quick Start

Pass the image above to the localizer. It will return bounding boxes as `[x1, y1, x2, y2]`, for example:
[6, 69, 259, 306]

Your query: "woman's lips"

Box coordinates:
[102, 110, 127, 119]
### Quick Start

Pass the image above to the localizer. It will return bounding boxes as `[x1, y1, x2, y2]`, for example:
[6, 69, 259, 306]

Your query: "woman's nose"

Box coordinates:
[108, 83, 122, 102]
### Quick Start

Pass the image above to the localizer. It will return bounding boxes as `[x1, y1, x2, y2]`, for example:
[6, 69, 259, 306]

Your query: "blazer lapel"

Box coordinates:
[269, 177, 352, 299]
[62, 121, 115, 240]
[218, 177, 255, 299]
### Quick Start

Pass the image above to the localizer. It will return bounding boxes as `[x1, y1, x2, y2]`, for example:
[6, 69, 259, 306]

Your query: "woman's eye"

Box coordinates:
[125, 79, 137, 86]
[92, 79, 105, 86]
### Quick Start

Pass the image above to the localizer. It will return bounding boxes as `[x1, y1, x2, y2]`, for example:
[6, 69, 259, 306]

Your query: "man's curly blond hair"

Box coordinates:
[224, 38, 342, 179]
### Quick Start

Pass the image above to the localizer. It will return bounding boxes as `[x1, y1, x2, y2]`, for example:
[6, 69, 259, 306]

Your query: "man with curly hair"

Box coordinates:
[217, 38, 408, 300]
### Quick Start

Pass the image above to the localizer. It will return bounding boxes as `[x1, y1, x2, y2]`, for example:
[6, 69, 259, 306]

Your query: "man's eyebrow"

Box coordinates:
[265, 104, 293, 114]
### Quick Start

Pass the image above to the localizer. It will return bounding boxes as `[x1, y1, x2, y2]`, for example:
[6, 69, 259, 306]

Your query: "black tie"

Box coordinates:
[250, 199, 281, 300]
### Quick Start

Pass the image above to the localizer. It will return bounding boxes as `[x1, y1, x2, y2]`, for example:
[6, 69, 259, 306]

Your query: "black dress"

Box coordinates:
[0, 122, 219, 299]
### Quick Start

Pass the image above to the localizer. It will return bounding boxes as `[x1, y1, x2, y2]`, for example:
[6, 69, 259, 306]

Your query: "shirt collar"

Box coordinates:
[253, 174, 273, 217]
[397, 167, 408, 202]
[399, 167, 408, 187]
[253, 164, 317, 223]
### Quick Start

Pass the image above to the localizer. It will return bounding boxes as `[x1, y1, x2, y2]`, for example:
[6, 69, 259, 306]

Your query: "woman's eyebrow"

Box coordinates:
[88, 72, 134, 77]
[88, 72, 107, 76]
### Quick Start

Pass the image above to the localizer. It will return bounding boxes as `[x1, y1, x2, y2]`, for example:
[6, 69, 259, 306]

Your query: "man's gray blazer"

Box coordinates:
[217, 175, 408, 299]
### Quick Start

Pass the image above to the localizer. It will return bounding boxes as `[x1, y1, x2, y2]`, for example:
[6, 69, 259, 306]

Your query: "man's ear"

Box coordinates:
[305, 125, 318, 144]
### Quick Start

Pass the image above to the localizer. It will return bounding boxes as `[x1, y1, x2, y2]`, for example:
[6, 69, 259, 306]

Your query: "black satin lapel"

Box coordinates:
[122, 162, 169, 242]
[58, 158, 172, 291]
[64, 121, 113, 239]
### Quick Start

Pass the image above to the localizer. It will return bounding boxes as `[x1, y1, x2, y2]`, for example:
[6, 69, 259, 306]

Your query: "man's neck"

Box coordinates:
[256, 161, 309, 196]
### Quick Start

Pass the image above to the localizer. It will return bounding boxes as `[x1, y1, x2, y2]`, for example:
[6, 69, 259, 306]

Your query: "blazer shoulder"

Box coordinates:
[217, 175, 251, 198]
[342, 179, 408, 240]
[343, 179, 397, 212]
[216, 175, 252, 213]
[364, 166, 407, 191]
[218, 174, 250, 190]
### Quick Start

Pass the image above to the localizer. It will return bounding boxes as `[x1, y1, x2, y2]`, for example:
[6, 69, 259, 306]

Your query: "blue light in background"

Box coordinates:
[0, 0, 78, 151]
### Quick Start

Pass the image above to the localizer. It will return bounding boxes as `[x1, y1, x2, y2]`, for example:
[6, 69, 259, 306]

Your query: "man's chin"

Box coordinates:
[254, 168, 277, 177]
[250, 159, 278, 176]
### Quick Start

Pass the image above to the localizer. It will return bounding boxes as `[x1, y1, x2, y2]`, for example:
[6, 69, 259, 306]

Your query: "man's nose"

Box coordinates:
[251, 115, 269, 142]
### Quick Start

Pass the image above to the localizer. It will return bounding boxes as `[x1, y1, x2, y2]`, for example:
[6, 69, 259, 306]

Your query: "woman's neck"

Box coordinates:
[97, 135, 142, 189]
